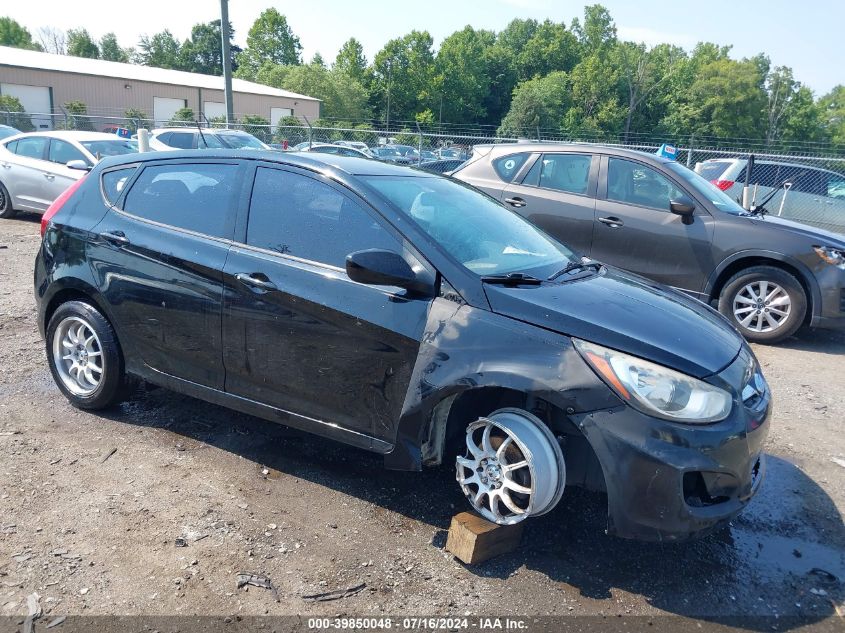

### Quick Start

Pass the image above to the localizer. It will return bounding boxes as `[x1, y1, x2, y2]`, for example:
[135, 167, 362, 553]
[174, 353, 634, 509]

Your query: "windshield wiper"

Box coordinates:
[481, 272, 543, 286]
[547, 259, 603, 281]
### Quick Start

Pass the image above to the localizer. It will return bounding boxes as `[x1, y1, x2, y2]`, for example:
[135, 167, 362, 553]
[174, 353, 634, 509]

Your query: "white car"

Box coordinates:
[335, 140, 374, 157]
[0, 131, 138, 217]
[147, 128, 271, 151]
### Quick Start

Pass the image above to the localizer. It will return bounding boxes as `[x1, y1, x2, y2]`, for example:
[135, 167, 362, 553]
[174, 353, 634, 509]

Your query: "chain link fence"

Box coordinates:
[3, 109, 843, 233]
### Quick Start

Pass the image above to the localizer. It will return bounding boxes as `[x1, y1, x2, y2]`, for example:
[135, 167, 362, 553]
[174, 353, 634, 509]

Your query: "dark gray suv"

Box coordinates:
[455, 144, 845, 344]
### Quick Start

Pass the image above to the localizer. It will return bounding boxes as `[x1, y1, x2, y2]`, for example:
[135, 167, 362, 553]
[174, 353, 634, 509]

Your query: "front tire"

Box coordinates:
[456, 408, 565, 525]
[46, 300, 130, 409]
[717, 265, 806, 344]
[0, 182, 16, 219]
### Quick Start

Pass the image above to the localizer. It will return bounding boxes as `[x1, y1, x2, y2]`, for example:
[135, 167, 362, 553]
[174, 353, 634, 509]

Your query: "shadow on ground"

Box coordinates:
[86, 383, 845, 629]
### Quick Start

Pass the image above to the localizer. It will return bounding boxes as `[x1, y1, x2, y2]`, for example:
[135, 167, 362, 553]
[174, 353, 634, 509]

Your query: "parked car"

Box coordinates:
[36, 150, 769, 541]
[0, 124, 21, 141]
[454, 143, 845, 344]
[335, 140, 373, 156]
[695, 158, 845, 234]
[0, 131, 138, 218]
[148, 128, 270, 151]
[417, 158, 467, 174]
[370, 146, 412, 165]
[436, 147, 469, 160]
[297, 144, 371, 159]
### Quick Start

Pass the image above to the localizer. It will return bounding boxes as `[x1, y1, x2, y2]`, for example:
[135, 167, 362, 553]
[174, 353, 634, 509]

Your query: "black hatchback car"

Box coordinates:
[35, 150, 770, 541]
[455, 144, 845, 344]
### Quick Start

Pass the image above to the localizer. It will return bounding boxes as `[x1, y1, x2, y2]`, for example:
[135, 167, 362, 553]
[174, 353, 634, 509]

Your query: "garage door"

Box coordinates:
[203, 101, 227, 122]
[153, 97, 187, 126]
[0, 83, 52, 130]
[271, 107, 294, 130]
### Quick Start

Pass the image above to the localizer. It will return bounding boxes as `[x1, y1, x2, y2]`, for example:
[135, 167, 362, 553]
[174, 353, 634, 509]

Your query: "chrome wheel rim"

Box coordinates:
[733, 281, 791, 333]
[52, 317, 104, 396]
[456, 408, 565, 525]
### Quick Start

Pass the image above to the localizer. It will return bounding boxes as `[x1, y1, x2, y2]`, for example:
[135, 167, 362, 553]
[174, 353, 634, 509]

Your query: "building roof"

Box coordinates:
[0, 46, 319, 102]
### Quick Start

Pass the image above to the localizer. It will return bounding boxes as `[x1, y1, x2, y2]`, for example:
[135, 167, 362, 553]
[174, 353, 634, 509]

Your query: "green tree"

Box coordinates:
[257, 63, 370, 121]
[0, 17, 42, 50]
[240, 114, 271, 143]
[498, 71, 569, 137]
[779, 86, 826, 144]
[435, 26, 496, 124]
[135, 30, 182, 69]
[0, 95, 35, 131]
[371, 30, 436, 125]
[167, 107, 196, 126]
[818, 86, 845, 146]
[334, 37, 367, 83]
[179, 20, 239, 75]
[311, 52, 325, 67]
[67, 28, 99, 59]
[123, 108, 148, 132]
[572, 4, 617, 55]
[516, 20, 579, 79]
[99, 32, 130, 63]
[564, 54, 625, 136]
[665, 58, 767, 140]
[236, 8, 302, 80]
[61, 101, 94, 131]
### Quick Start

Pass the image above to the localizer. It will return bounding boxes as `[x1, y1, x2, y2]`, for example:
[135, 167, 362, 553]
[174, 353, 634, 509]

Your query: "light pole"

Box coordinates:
[385, 61, 392, 133]
[220, 0, 234, 128]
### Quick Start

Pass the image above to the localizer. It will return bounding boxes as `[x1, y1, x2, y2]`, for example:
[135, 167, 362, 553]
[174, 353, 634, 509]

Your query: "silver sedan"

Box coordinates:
[0, 131, 138, 218]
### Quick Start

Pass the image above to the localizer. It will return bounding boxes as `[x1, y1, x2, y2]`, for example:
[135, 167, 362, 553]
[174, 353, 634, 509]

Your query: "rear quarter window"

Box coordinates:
[492, 153, 529, 182]
[101, 167, 137, 206]
[696, 161, 733, 181]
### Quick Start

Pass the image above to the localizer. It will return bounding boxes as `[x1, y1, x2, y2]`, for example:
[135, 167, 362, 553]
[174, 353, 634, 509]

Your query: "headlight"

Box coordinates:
[814, 245, 845, 269]
[573, 339, 732, 423]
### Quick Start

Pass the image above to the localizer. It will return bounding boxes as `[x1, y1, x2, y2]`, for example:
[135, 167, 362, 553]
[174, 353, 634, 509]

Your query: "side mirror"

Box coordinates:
[670, 196, 696, 224]
[66, 159, 91, 172]
[346, 249, 433, 296]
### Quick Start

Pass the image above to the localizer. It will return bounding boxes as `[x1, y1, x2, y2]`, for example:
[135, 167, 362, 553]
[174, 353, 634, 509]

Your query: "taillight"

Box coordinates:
[41, 175, 87, 237]
[710, 179, 735, 191]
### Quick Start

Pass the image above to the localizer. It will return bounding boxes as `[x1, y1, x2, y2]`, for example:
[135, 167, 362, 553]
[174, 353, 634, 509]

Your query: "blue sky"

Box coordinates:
[7, 0, 844, 95]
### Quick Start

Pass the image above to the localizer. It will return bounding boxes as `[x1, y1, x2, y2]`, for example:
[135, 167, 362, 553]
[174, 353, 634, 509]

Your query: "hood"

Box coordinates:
[484, 267, 743, 379]
[746, 215, 845, 247]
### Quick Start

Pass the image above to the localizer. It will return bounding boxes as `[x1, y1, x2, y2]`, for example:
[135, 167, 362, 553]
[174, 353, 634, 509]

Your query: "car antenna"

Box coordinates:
[195, 120, 208, 148]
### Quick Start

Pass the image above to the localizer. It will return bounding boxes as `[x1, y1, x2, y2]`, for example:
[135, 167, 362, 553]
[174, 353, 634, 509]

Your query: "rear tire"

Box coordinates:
[46, 300, 132, 409]
[717, 265, 806, 344]
[0, 182, 16, 219]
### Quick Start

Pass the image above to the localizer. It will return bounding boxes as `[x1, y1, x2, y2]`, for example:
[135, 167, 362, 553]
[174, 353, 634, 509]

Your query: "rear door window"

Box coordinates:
[166, 132, 195, 149]
[492, 153, 529, 182]
[524, 154, 592, 195]
[697, 161, 733, 181]
[123, 163, 239, 238]
[13, 136, 48, 160]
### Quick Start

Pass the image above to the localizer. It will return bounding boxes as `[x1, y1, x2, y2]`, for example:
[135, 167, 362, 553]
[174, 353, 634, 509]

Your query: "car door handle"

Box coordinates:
[1, 162, 10, 169]
[504, 197, 526, 208]
[235, 272, 278, 292]
[598, 216, 624, 228]
[98, 230, 130, 246]
[43, 173, 55, 180]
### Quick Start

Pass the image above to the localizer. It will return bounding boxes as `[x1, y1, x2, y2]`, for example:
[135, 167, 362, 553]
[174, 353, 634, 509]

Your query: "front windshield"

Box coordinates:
[219, 132, 266, 149]
[667, 162, 746, 215]
[363, 175, 574, 277]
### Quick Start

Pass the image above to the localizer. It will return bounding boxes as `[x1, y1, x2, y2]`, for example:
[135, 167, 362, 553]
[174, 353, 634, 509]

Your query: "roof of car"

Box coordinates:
[476, 142, 674, 164]
[151, 127, 254, 135]
[5, 131, 133, 142]
[97, 149, 436, 178]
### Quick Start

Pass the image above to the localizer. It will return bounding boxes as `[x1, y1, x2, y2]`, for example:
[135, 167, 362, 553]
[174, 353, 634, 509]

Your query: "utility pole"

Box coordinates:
[220, 0, 234, 128]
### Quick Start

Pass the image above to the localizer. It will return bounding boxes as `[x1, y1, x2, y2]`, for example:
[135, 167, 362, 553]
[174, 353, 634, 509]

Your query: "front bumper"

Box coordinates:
[573, 348, 771, 542]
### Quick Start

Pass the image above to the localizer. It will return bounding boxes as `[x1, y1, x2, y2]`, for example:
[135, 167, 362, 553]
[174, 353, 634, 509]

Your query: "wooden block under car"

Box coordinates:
[445, 511, 524, 564]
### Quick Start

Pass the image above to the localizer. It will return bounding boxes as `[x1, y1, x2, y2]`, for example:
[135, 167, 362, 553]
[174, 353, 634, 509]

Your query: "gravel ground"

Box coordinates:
[0, 213, 843, 627]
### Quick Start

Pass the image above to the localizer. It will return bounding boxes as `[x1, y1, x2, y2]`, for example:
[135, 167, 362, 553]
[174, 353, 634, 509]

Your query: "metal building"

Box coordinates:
[0, 45, 320, 130]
